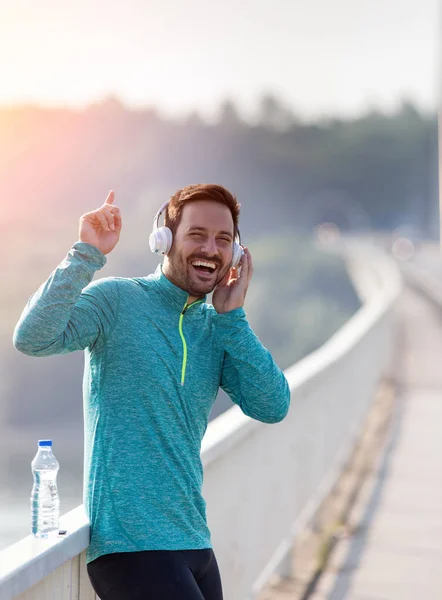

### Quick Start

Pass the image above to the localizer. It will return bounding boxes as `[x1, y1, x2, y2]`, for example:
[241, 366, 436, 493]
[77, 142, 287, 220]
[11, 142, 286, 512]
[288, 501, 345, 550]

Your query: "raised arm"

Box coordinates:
[215, 309, 290, 423]
[212, 247, 290, 423]
[13, 191, 122, 356]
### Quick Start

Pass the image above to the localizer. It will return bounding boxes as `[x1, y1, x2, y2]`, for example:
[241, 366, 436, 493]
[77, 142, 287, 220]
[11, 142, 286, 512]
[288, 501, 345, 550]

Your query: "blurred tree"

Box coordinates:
[258, 93, 298, 131]
[218, 99, 243, 130]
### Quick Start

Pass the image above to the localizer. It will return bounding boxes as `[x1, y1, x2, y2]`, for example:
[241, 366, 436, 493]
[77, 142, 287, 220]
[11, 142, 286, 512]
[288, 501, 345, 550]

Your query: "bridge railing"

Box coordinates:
[400, 257, 442, 308]
[0, 243, 402, 600]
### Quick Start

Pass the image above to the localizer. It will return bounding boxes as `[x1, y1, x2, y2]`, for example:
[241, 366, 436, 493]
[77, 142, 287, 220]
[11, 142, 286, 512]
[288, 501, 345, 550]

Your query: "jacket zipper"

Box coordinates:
[179, 299, 203, 386]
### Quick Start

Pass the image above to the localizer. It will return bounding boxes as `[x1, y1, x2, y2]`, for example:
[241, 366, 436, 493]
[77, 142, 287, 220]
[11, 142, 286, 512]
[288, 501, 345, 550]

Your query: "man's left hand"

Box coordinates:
[212, 247, 253, 314]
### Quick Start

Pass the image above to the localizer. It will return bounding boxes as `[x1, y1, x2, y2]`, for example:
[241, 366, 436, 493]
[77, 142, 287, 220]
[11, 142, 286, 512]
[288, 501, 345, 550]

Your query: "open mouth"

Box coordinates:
[191, 259, 218, 278]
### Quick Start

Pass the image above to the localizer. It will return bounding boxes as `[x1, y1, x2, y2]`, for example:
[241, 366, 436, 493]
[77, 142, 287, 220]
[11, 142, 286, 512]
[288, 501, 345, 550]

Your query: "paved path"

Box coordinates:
[311, 286, 442, 599]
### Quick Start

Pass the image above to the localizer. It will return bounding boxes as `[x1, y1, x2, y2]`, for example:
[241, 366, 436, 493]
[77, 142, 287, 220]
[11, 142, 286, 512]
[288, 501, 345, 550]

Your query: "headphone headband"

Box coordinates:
[153, 200, 170, 230]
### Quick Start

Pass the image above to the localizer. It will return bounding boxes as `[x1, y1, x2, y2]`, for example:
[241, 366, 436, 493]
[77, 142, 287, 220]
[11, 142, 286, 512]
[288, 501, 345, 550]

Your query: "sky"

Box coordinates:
[0, 0, 439, 120]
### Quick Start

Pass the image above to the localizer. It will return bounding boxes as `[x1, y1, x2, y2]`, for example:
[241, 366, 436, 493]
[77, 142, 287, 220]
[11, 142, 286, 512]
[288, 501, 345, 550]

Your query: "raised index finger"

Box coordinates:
[104, 190, 115, 205]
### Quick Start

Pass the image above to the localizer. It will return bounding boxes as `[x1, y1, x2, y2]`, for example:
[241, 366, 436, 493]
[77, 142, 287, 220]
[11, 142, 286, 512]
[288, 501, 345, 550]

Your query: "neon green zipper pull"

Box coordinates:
[178, 299, 203, 386]
[178, 304, 188, 386]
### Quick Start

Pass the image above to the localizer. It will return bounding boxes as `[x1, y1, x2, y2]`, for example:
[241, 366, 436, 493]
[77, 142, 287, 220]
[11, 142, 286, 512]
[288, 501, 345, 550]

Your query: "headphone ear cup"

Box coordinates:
[231, 242, 243, 269]
[149, 227, 173, 255]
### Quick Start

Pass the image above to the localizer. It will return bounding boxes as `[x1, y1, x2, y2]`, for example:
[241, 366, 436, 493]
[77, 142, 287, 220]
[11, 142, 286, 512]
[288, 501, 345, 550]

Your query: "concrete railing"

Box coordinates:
[400, 257, 442, 308]
[0, 243, 403, 600]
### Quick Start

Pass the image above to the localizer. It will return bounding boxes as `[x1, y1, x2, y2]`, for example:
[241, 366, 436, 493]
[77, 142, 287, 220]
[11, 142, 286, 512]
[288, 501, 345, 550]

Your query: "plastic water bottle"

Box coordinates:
[31, 440, 60, 539]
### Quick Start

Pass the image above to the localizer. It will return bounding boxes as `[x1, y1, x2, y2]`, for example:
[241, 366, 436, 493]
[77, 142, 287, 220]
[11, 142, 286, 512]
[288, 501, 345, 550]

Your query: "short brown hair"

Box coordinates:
[165, 184, 241, 238]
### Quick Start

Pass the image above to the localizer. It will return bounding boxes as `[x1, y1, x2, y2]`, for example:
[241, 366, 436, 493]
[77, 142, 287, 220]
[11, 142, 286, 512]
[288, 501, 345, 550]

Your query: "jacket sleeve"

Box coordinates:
[213, 307, 290, 423]
[13, 242, 118, 357]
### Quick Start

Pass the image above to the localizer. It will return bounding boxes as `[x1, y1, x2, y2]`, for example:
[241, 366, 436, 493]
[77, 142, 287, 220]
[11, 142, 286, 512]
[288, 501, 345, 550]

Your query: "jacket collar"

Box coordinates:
[149, 264, 207, 312]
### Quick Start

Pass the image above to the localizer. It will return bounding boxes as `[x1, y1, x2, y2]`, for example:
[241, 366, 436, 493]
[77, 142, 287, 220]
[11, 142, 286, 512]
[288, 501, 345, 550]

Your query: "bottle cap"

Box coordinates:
[38, 440, 52, 447]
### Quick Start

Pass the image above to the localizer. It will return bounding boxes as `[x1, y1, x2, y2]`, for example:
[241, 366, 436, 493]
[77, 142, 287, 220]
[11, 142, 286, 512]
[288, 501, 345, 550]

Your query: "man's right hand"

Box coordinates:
[79, 190, 122, 255]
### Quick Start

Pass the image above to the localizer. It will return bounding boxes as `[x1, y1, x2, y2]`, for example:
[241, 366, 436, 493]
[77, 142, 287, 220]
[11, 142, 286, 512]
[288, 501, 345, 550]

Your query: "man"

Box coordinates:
[14, 183, 290, 600]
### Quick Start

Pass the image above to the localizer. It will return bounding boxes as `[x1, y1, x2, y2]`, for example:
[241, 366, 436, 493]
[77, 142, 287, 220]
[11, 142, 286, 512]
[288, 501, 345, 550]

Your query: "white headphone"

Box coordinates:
[149, 200, 244, 269]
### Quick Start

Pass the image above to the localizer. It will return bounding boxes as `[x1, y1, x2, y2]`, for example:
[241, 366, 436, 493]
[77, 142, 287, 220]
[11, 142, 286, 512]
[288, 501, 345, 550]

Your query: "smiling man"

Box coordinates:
[13, 183, 290, 600]
[163, 186, 246, 312]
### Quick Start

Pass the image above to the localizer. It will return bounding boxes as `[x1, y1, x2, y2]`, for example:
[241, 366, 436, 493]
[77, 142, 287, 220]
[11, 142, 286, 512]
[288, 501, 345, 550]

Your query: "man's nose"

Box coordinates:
[201, 236, 218, 256]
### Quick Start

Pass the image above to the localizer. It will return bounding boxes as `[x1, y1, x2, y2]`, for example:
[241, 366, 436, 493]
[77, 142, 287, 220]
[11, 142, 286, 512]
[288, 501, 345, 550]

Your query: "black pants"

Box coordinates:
[87, 548, 224, 600]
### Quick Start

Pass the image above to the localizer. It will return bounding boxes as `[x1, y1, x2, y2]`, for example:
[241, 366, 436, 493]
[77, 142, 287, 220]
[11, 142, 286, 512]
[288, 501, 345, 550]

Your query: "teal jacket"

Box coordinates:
[13, 242, 290, 563]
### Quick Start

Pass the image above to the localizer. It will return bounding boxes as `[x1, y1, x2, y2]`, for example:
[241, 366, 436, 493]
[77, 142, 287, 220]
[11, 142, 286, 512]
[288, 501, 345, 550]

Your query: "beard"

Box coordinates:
[165, 251, 230, 298]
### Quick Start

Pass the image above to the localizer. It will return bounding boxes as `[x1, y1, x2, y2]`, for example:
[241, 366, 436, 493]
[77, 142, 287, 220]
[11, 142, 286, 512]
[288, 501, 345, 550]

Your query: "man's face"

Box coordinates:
[163, 200, 235, 298]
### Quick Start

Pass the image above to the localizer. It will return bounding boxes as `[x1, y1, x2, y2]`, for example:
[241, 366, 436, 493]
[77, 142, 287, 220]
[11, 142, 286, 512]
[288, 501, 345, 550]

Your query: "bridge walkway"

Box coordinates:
[310, 287, 442, 599]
